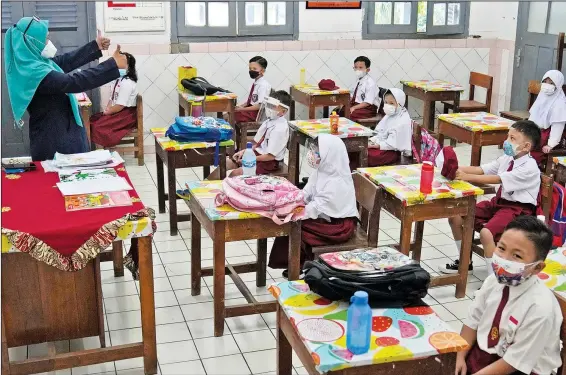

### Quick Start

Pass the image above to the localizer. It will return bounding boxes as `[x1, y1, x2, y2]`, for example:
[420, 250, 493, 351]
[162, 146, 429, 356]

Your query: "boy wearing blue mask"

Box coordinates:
[439, 120, 541, 275]
[455, 216, 561, 375]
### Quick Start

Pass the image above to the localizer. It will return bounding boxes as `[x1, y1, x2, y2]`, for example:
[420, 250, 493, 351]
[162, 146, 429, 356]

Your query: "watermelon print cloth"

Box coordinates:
[538, 247, 566, 298]
[269, 280, 469, 373]
[289, 118, 373, 139]
[438, 112, 514, 133]
[358, 164, 484, 206]
[401, 79, 464, 92]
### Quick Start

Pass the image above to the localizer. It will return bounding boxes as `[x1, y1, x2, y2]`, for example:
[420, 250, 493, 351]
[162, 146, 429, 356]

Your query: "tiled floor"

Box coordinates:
[9, 142, 504, 375]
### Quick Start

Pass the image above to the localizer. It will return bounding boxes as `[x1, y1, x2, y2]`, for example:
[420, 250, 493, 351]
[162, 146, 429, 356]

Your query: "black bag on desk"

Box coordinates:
[181, 77, 230, 95]
[302, 260, 430, 307]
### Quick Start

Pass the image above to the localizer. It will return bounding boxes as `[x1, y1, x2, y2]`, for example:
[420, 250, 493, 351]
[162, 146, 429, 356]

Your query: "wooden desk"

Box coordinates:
[437, 112, 513, 166]
[553, 157, 566, 184]
[401, 80, 464, 134]
[186, 179, 302, 337]
[76, 93, 93, 146]
[288, 118, 372, 185]
[358, 165, 485, 298]
[152, 127, 232, 236]
[178, 91, 237, 125]
[271, 280, 469, 375]
[289, 85, 351, 120]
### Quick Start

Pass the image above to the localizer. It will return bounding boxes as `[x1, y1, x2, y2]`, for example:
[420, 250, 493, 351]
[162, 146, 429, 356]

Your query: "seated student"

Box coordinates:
[233, 55, 271, 123]
[90, 52, 138, 147]
[439, 120, 541, 275]
[337, 56, 378, 122]
[455, 216, 562, 375]
[209, 90, 291, 180]
[529, 70, 566, 167]
[367, 88, 412, 167]
[268, 134, 358, 276]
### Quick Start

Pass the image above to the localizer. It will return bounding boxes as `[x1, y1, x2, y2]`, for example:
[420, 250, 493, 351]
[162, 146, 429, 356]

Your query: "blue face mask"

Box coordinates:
[119, 69, 127, 77]
[503, 140, 519, 157]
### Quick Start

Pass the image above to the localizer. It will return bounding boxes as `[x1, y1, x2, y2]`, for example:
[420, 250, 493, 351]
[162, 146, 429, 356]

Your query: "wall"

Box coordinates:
[468, 2, 518, 41]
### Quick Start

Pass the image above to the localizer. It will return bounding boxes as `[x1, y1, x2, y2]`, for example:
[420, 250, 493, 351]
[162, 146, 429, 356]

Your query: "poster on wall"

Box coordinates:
[104, 2, 166, 32]
[306, 1, 362, 9]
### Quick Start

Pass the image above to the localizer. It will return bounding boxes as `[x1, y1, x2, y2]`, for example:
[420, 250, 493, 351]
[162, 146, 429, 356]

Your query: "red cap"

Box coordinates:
[318, 79, 339, 91]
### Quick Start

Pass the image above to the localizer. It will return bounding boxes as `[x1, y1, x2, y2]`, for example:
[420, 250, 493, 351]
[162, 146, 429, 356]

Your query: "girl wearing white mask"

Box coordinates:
[268, 134, 358, 275]
[367, 88, 412, 166]
[528, 70, 566, 167]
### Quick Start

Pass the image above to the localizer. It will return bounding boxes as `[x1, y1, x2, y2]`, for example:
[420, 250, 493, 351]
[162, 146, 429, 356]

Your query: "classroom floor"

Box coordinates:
[8, 142, 503, 375]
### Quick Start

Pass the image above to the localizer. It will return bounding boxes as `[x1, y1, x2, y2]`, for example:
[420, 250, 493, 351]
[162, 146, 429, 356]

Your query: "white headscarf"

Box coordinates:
[371, 88, 412, 152]
[303, 134, 359, 220]
[529, 70, 566, 129]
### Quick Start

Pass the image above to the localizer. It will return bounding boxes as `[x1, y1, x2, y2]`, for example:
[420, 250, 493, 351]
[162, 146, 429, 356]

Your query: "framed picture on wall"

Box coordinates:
[306, 2, 362, 9]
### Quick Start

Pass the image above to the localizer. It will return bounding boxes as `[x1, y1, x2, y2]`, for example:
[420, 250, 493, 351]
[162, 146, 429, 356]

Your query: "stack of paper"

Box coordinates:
[42, 152, 125, 173]
[53, 150, 113, 168]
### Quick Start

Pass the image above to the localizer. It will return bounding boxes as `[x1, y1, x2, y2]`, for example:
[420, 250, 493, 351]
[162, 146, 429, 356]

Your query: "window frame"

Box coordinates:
[237, 1, 295, 37]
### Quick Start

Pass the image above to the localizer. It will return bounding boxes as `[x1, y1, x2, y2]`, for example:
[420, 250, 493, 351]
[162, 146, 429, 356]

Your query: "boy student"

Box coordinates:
[439, 120, 541, 275]
[209, 90, 291, 180]
[233, 56, 272, 123]
[456, 216, 561, 375]
[337, 56, 378, 122]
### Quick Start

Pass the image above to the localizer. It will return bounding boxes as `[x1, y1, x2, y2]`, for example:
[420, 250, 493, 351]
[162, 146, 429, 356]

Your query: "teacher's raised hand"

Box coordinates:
[113, 45, 127, 69]
[96, 29, 111, 51]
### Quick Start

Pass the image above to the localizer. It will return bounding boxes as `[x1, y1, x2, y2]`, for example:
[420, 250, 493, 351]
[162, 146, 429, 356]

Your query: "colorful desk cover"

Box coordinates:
[292, 84, 350, 96]
[289, 118, 373, 139]
[401, 80, 464, 92]
[553, 156, 566, 167]
[539, 247, 566, 298]
[269, 280, 469, 373]
[358, 165, 484, 206]
[151, 127, 234, 151]
[179, 90, 237, 103]
[438, 112, 513, 132]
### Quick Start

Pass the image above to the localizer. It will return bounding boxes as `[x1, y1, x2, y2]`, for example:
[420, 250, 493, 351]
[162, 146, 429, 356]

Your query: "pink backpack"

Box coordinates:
[215, 175, 305, 224]
[411, 121, 441, 164]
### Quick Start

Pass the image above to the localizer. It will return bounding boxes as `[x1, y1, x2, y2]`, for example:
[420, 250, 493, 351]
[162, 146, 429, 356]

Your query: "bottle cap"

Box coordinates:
[352, 291, 368, 304]
[247, 142, 253, 149]
[332, 111, 337, 116]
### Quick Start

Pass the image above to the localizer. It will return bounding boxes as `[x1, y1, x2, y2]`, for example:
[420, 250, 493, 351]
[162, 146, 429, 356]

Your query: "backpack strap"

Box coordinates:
[271, 211, 294, 225]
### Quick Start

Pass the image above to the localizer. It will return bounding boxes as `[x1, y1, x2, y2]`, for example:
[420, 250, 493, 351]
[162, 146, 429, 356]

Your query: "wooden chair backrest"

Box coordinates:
[352, 173, 380, 246]
[540, 173, 554, 224]
[469, 72, 494, 112]
[557, 32, 565, 71]
[411, 121, 423, 162]
[527, 80, 541, 109]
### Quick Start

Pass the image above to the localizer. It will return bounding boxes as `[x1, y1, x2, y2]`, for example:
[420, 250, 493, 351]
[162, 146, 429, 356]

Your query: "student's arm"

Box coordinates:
[456, 325, 477, 375]
[459, 166, 484, 174]
[104, 79, 134, 115]
[52, 41, 102, 73]
[457, 172, 501, 185]
[546, 121, 566, 151]
[238, 103, 261, 111]
[104, 104, 125, 115]
[36, 59, 119, 94]
[351, 102, 370, 112]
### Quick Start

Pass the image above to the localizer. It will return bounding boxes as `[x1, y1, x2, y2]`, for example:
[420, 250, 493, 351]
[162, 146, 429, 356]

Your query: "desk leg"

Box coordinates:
[138, 236, 157, 375]
[167, 153, 179, 236]
[399, 216, 412, 256]
[288, 221, 302, 281]
[288, 131, 300, 186]
[290, 99, 296, 121]
[308, 104, 316, 119]
[323, 106, 329, 118]
[412, 221, 425, 261]
[457, 198, 476, 298]
[343, 100, 351, 119]
[203, 166, 211, 179]
[2, 315, 11, 375]
[423, 100, 435, 133]
[219, 148, 227, 180]
[229, 100, 236, 126]
[276, 307, 293, 375]
[256, 239, 268, 287]
[359, 143, 369, 169]
[471, 135, 482, 166]
[191, 215, 202, 296]
[112, 241, 125, 277]
[213, 222, 226, 336]
[240, 124, 249, 152]
[156, 148, 166, 214]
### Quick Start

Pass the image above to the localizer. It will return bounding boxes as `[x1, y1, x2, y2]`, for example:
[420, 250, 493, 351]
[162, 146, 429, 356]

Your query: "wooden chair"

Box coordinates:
[500, 80, 540, 122]
[471, 174, 553, 258]
[442, 72, 494, 114]
[311, 173, 379, 256]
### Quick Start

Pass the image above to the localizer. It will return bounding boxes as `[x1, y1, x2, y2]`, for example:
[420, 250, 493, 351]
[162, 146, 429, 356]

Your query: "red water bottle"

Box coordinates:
[420, 162, 434, 194]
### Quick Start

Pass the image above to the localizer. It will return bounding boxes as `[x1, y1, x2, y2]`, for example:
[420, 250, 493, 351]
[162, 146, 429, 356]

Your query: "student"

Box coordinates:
[367, 88, 412, 166]
[234, 56, 271, 123]
[337, 56, 378, 122]
[529, 70, 566, 167]
[268, 134, 358, 275]
[439, 120, 541, 275]
[90, 52, 138, 147]
[455, 216, 561, 375]
[209, 90, 291, 179]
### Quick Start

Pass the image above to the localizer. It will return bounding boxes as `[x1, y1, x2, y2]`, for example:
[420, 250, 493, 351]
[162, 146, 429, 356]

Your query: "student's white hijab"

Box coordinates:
[304, 134, 358, 219]
[376, 88, 412, 152]
[529, 70, 566, 129]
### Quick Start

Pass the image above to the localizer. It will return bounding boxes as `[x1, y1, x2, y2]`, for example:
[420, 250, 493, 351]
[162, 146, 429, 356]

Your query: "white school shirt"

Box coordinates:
[249, 76, 271, 106]
[350, 74, 377, 105]
[529, 70, 566, 148]
[480, 154, 540, 205]
[253, 116, 289, 161]
[111, 78, 138, 107]
[466, 275, 562, 374]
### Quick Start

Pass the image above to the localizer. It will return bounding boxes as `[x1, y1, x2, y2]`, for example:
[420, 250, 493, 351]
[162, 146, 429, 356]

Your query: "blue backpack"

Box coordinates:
[166, 117, 233, 166]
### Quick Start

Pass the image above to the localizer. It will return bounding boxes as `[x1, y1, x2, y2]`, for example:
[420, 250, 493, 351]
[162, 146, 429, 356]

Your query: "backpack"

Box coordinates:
[411, 121, 442, 164]
[215, 175, 305, 224]
[181, 77, 230, 96]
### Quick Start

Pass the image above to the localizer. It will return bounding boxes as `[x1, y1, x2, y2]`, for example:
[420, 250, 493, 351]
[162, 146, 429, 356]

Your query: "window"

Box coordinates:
[527, 1, 566, 35]
[174, 1, 296, 41]
[365, 1, 468, 38]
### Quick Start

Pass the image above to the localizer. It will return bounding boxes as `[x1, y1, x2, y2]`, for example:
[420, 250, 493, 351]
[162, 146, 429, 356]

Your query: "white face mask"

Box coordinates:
[540, 82, 556, 96]
[354, 70, 366, 79]
[383, 103, 397, 116]
[307, 149, 321, 169]
[41, 40, 57, 59]
[265, 108, 279, 120]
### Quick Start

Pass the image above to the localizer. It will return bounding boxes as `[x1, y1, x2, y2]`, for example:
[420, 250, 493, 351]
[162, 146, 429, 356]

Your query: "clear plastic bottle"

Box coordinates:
[346, 291, 372, 355]
[241, 142, 257, 176]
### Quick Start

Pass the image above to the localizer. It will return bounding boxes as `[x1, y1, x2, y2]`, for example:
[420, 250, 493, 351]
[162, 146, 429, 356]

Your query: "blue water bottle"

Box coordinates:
[346, 291, 372, 355]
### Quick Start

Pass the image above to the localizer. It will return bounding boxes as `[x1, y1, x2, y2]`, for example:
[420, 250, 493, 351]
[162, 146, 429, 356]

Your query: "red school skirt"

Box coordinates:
[90, 107, 137, 148]
[235, 109, 259, 123]
[349, 149, 400, 171]
[466, 344, 538, 375]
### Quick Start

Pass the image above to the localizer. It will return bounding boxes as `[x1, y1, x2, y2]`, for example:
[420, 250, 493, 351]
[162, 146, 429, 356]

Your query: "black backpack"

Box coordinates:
[181, 77, 230, 96]
[302, 260, 430, 307]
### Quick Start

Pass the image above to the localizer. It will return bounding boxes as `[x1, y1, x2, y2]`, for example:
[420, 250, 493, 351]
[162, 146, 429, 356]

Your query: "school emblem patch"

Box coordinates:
[252, 94, 258, 102]
[361, 93, 365, 101]
[490, 327, 499, 341]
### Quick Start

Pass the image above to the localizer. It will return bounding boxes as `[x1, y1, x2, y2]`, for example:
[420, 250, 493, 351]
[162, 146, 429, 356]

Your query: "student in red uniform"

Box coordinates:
[439, 120, 541, 275]
[456, 216, 561, 375]
[233, 56, 271, 123]
[268, 134, 358, 277]
[337, 56, 378, 122]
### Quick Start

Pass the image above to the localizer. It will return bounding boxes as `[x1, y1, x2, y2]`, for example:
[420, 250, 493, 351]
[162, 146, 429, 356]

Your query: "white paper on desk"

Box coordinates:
[42, 152, 125, 173]
[53, 150, 113, 168]
[57, 177, 133, 196]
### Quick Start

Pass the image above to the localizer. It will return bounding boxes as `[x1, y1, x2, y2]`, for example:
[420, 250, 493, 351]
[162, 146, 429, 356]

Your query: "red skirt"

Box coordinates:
[90, 107, 137, 148]
[235, 109, 258, 123]
[474, 197, 536, 242]
[466, 344, 538, 375]
[267, 217, 357, 269]
[338, 103, 377, 122]
[349, 149, 400, 171]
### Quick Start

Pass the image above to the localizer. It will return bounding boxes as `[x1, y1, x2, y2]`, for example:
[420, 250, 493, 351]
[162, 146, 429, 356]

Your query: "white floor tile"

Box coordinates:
[163, 262, 192, 276]
[104, 295, 141, 314]
[110, 328, 142, 346]
[169, 274, 192, 290]
[243, 349, 277, 374]
[160, 360, 206, 375]
[157, 340, 199, 364]
[194, 335, 240, 359]
[155, 306, 185, 325]
[107, 310, 142, 330]
[443, 299, 474, 320]
[71, 362, 115, 375]
[226, 315, 269, 334]
[187, 318, 230, 339]
[181, 302, 215, 321]
[175, 288, 213, 305]
[465, 281, 484, 299]
[202, 354, 251, 375]
[155, 240, 188, 253]
[447, 320, 464, 332]
[156, 322, 192, 344]
[431, 304, 458, 322]
[160, 251, 192, 264]
[428, 286, 463, 304]
[154, 291, 179, 308]
[102, 281, 138, 298]
[233, 329, 276, 353]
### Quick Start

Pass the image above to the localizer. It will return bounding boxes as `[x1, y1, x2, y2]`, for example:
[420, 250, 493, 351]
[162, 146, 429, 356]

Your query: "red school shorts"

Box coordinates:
[474, 196, 536, 242]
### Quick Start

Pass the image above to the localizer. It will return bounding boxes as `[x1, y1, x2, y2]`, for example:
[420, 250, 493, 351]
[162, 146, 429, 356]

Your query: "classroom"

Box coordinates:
[1, 1, 566, 375]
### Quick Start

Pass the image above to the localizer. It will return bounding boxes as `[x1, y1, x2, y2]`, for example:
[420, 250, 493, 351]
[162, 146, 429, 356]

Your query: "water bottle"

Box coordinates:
[241, 142, 257, 176]
[300, 68, 306, 85]
[346, 291, 372, 355]
[420, 161, 434, 194]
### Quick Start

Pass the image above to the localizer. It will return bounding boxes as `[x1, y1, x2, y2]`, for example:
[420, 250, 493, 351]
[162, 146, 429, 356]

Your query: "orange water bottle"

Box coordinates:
[420, 162, 434, 194]
[330, 111, 340, 134]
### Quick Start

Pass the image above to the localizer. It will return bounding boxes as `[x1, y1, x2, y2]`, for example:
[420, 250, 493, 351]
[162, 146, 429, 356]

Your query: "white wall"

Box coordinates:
[298, 3, 363, 40]
[468, 2, 519, 40]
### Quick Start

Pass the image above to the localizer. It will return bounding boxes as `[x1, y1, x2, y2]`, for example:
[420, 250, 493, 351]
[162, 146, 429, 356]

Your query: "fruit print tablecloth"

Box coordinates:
[179, 90, 237, 103]
[269, 280, 469, 373]
[358, 165, 484, 206]
[151, 127, 234, 151]
[289, 118, 373, 139]
[539, 247, 566, 298]
[293, 84, 350, 96]
[438, 112, 514, 132]
[401, 80, 464, 92]
[553, 156, 566, 167]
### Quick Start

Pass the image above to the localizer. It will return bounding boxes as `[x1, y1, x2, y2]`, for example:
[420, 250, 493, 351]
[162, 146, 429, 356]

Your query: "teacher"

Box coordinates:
[4, 16, 127, 161]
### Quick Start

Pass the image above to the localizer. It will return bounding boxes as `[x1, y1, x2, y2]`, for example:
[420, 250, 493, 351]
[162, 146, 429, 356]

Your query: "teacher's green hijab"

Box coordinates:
[4, 17, 82, 129]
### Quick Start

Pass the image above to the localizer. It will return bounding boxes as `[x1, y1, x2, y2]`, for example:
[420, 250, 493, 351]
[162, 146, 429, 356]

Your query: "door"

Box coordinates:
[1, 1, 97, 157]
[511, 1, 566, 110]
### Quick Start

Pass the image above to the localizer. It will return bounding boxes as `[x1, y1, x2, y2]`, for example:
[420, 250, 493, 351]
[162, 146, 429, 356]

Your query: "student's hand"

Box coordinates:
[454, 355, 467, 375]
[112, 45, 127, 69]
[96, 29, 111, 51]
[455, 169, 468, 181]
[542, 145, 552, 154]
[233, 150, 244, 161]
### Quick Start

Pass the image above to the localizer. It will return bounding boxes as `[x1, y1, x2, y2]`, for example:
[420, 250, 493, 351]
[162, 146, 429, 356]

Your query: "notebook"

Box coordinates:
[64, 191, 133, 211]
